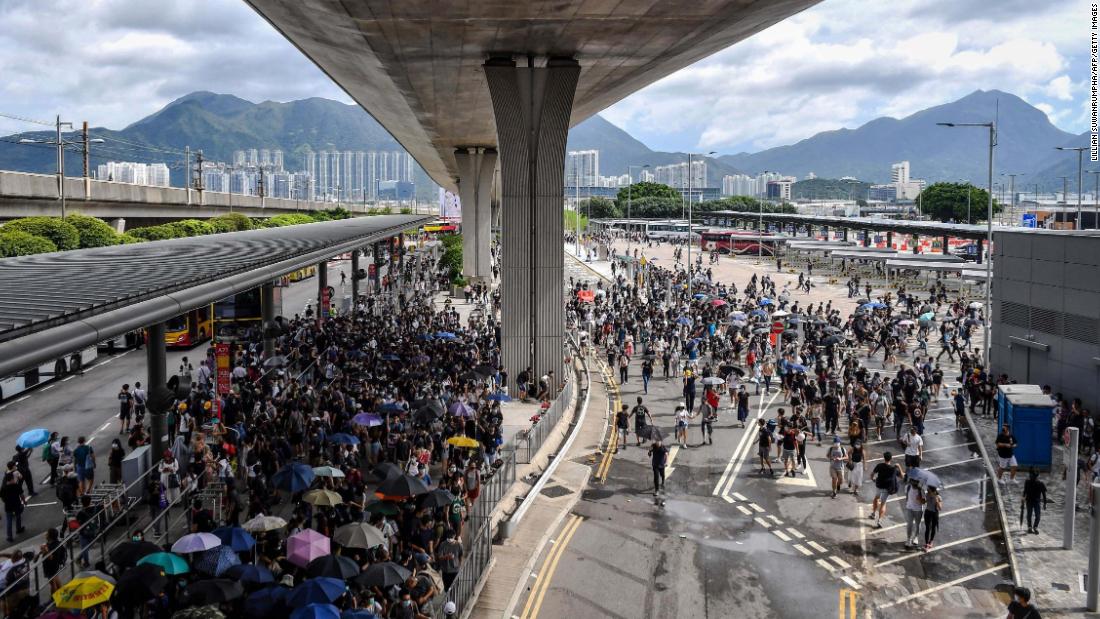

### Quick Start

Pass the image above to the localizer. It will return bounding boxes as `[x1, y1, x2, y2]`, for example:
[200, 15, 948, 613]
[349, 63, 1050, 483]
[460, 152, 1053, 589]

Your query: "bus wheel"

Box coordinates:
[55, 359, 67, 377]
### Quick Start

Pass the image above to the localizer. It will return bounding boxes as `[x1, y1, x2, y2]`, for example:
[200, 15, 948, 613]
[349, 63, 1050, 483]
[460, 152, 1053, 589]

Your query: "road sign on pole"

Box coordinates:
[1066, 427, 1079, 550]
[771, 321, 784, 334]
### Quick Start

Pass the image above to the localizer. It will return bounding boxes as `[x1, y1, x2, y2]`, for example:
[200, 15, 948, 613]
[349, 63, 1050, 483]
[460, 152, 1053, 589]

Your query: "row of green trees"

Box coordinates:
[438, 233, 464, 286]
[915, 182, 1002, 223]
[576, 182, 798, 220]
[0, 207, 358, 258]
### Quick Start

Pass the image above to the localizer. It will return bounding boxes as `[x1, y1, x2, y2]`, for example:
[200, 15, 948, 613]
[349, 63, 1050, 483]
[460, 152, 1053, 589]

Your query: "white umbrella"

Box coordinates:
[771, 309, 790, 318]
[171, 532, 222, 554]
[897, 320, 915, 326]
[968, 301, 983, 309]
[242, 514, 289, 533]
[701, 377, 725, 386]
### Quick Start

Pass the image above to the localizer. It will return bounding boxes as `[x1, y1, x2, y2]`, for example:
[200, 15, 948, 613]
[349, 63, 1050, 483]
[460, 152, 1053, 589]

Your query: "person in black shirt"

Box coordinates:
[1021, 468, 1047, 534]
[1006, 586, 1041, 619]
[870, 452, 901, 528]
[648, 440, 669, 494]
[615, 404, 630, 451]
[995, 425, 1019, 483]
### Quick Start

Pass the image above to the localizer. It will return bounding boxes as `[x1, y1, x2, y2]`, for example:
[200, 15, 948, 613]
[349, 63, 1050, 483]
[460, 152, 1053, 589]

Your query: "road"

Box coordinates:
[0, 258, 357, 553]
[518, 251, 1011, 619]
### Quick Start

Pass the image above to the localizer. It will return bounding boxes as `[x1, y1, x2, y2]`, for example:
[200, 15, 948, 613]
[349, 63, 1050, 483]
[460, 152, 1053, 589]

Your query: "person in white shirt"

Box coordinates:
[902, 427, 924, 469]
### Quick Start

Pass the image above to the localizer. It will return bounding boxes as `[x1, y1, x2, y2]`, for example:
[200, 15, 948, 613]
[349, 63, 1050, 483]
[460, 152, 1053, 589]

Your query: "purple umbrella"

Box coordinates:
[448, 401, 473, 417]
[287, 529, 331, 568]
[352, 413, 383, 427]
[171, 532, 222, 554]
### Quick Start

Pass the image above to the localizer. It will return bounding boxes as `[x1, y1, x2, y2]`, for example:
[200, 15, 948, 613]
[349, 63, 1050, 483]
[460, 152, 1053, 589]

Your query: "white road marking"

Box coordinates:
[0, 404, 7, 411]
[772, 529, 792, 542]
[787, 527, 805, 539]
[732, 492, 747, 501]
[829, 556, 852, 570]
[925, 457, 981, 471]
[887, 478, 982, 502]
[776, 463, 818, 487]
[793, 543, 813, 556]
[754, 517, 771, 528]
[40, 385, 55, 392]
[807, 541, 827, 553]
[873, 531, 1000, 568]
[815, 558, 835, 572]
[879, 564, 1008, 608]
[722, 495, 736, 504]
[866, 503, 987, 535]
[866, 442, 976, 462]
[62, 376, 75, 382]
[767, 514, 782, 525]
[736, 505, 752, 515]
[97, 422, 112, 432]
[14, 395, 30, 403]
[718, 389, 782, 498]
[840, 575, 862, 590]
[749, 503, 765, 513]
[665, 445, 680, 478]
[26, 501, 58, 507]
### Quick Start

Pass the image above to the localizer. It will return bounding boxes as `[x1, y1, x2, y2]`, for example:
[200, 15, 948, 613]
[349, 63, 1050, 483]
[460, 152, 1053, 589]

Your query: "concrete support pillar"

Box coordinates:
[261, 282, 275, 356]
[372, 242, 383, 292]
[351, 249, 361, 314]
[975, 238, 984, 264]
[886, 231, 893, 248]
[485, 56, 579, 387]
[942, 235, 950, 255]
[147, 322, 167, 465]
[456, 147, 498, 281]
[843, 228, 849, 242]
[912, 234, 920, 254]
[108, 218, 126, 234]
[863, 230, 870, 247]
[317, 260, 328, 322]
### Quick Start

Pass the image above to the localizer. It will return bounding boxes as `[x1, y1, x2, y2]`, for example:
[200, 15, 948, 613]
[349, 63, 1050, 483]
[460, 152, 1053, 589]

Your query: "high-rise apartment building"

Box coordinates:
[566, 150, 600, 186]
[722, 174, 756, 197]
[654, 160, 706, 189]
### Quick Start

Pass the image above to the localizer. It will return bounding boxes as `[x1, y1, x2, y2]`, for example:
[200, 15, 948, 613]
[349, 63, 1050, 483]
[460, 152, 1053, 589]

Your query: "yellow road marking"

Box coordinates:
[839, 588, 859, 619]
[595, 362, 621, 482]
[521, 514, 584, 619]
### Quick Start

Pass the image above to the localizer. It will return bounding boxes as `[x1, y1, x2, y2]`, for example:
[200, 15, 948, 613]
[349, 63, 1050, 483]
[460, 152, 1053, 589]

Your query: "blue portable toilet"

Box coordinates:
[1000, 392, 1056, 469]
[996, 384, 1044, 428]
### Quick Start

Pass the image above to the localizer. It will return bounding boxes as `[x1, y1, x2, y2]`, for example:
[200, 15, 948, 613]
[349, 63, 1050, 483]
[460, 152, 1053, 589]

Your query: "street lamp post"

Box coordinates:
[1056, 146, 1088, 229]
[1001, 173, 1021, 225]
[626, 164, 649, 250]
[685, 152, 715, 299]
[937, 121, 996, 368]
[18, 116, 104, 218]
[1087, 170, 1100, 230]
[757, 171, 772, 264]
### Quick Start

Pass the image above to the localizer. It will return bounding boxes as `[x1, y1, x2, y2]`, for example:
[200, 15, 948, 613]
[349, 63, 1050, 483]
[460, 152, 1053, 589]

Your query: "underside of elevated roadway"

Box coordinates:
[245, 0, 820, 191]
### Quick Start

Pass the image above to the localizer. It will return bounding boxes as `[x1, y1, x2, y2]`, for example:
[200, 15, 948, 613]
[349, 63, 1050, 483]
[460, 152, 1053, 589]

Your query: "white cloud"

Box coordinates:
[1044, 75, 1074, 101]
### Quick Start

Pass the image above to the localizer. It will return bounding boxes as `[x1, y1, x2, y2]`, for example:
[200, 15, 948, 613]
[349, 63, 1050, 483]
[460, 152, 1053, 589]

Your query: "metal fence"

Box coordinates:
[513, 377, 576, 465]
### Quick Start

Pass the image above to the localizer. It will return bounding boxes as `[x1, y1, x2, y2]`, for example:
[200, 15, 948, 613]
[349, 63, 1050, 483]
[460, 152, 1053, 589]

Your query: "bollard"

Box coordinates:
[1065, 427, 1079, 550]
[1090, 482, 1100, 611]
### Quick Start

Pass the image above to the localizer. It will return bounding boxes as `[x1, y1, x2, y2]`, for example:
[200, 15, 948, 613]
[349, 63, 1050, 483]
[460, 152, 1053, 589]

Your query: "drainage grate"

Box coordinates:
[540, 484, 571, 498]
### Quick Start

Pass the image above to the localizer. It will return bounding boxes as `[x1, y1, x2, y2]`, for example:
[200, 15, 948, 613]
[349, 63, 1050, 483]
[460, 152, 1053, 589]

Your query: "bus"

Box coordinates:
[644, 221, 704, 241]
[700, 230, 782, 256]
[164, 305, 214, 348]
[288, 265, 317, 282]
[0, 346, 97, 401]
[214, 286, 283, 342]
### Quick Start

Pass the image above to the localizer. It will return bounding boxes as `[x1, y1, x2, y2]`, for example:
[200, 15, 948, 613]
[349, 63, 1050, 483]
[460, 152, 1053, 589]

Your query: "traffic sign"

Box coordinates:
[771, 321, 785, 334]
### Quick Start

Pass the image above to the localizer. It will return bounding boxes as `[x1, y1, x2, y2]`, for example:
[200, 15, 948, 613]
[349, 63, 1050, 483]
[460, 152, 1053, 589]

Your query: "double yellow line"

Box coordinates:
[839, 588, 860, 619]
[595, 361, 622, 481]
[520, 514, 584, 619]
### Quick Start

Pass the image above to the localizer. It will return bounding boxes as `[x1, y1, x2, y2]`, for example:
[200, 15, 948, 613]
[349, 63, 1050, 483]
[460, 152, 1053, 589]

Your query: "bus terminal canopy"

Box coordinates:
[0, 214, 430, 378]
[701, 211, 1001, 241]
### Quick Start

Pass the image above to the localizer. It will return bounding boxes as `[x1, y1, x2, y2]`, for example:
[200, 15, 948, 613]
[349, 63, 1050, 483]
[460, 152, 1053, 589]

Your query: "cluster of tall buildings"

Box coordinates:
[869, 161, 926, 202]
[653, 160, 708, 190]
[197, 148, 417, 202]
[96, 161, 170, 187]
[721, 172, 787, 198]
[565, 150, 633, 188]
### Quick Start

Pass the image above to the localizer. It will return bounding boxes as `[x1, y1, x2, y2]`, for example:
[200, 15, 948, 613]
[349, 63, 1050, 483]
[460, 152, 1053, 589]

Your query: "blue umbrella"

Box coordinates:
[861, 302, 887, 309]
[434, 332, 457, 340]
[245, 586, 288, 617]
[379, 402, 405, 413]
[291, 604, 341, 619]
[287, 577, 346, 608]
[380, 354, 401, 362]
[416, 334, 433, 341]
[16, 428, 50, 449]
[749, 309, 768, 318]
[787, 363, 808, 373]
[194, 544, 242, 577]
[272, 462, 316, 493]
[327, 433, 360, 445]
[225, 563, 275, 585]
[213, 526, 256, 552]
[352, 413, 383, 427]
[676, 316, 692, 326]
[758, 298, 775, 306]
[730, 311, 747, 320]
[693, 293, 708, 299]
[487, 392, 511, 402]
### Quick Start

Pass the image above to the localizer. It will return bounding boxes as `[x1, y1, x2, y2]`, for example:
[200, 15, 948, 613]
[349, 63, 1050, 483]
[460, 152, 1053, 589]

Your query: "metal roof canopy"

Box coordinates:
[884, 259, 986, 272]
[0, 214, 430, 378]
[702, 211, 1000, 241]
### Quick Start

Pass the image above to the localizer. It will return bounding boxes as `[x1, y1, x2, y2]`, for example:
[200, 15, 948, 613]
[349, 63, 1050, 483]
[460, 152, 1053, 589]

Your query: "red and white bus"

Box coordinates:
[700, 230, 783, 256]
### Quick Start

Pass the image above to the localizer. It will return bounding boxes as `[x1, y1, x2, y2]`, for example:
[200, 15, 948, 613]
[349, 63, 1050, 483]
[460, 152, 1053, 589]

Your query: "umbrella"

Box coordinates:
[771, 309, 790, 318]
[701, 376, 725, 386]
[918, 311, 936, 321]
[821, 335, 845, 346]
[824, 325, 843, 334]
[787, 363, 808, 373]
[137, 552, 190, 576]
[225, 563, 276, 586]
[968, 301, 983, 309]
[288, 529, 331, 568]
[303, 489, 344, 507]
[447, 401, 474, 417]
[676, 316, 693, 326]
[729, 319, 747, 328]
[353, 562, 411, 589]
[245, 586, 288, 617]
[312, 466, 346, 478]
[906, 466, 943, 489]
[306, 554, 360, 580]
[434, 332, 457, 340]
[720, 365, 746, 378]
[730, 311, 747, 320]
[693, 293, 708, 299]
[861, 302, 887, 309]
[114, 564, 168, 604]
[447, 436, 480, 448]
[418, 487, 457, 510]
[109, 540, 161, 567]
[273, 462, 316, 493]
[370, 462, 404, 481]
[379, 402, 406, 414]
[291, 604, 341, 619]
[412, 400, 445, 417]
[896, 320, 915, 326]
[750, 309, 768, 318]
[710, 299, 728, 307]
[53, 576, 114, 610]
[752, 326, 770, 335]
[262, 355, 288, 368]
[352, 412, 384, 427]
[172, 532, 222, 554]
[327, 433, 360, 445]
[758, 298, 775, 306]
[363, 499, 401, 516]
[637, 425, 665, 442]
[16, 428, 50, 449]
[380, 354, 401, 362]
[376, 474, 430, 498]
[194, 545, 242, 577]
[74, 570, 116, 585]
[472, 364, 496, 378]
[184, 579, 244, 606]
[287, 577, 346, 607]
[173, 607, 225, 619]
[213, 526, 257, 552]
[333, 522, 387, 550]
[242, 514, 288, 532]
[487, 392, 512, 402]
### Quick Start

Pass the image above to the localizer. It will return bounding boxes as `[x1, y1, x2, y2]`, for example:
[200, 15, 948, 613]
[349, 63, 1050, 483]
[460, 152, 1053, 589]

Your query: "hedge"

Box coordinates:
[164, 219, 215, 237]
[127, 225, 178, 241]
[2, 217, 80, 251]
[66, 214, 119, 248]
[0, 229, 58, 257]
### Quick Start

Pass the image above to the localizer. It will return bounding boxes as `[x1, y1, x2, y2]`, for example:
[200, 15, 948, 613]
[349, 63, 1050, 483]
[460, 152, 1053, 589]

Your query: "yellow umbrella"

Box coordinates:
[446, 436, 480, 449]
[302, 488, 344, 507]
[53, 575, 115, 610]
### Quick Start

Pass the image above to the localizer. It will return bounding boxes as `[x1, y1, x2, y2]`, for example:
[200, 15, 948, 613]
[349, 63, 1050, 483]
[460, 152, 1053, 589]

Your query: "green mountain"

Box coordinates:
[719, 90, 1076, 187]
[791, 178, 871, 201]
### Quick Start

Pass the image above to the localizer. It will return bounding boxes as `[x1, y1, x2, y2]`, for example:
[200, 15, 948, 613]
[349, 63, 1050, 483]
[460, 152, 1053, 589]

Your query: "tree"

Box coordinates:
[614, 182, 679, 210]
[579, 196, 619, 219]
[66, 214, 119, 248]
[208, 213, 253, 232]
[127, 225, 178, 241]
[164, 219, 215, 237]
[0, 229, 57, 257]
[2, 217, 80, 251]
[917, 182, 1002, 223]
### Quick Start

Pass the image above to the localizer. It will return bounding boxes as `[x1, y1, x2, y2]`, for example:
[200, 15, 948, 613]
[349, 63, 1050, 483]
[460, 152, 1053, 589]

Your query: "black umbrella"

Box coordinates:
[306, 554, 360, 580]
[370, 462, 404, 481]
[824, 326, 842, 334]
[821, 335, 844, 346]
[720, 366, 746, 377]
[412, 399, 445, 417]
[109, 540, 162, 567]
[376, 474, 429, 498]
[637, 425, 665, 442]
[115, 564, 169, 604]
[184, 579, 245, 607]
[472, 364, 495, 378]
[418, 488, 456, 510]
[353, 562, 410, 589]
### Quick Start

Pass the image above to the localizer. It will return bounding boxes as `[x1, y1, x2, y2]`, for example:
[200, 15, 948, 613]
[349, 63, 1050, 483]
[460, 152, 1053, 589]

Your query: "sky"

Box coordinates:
[0, 0, 1089, 155]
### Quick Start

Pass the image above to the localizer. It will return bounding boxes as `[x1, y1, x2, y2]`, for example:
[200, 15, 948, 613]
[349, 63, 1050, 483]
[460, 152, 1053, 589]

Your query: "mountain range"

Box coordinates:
[0, 88, 1089, 197]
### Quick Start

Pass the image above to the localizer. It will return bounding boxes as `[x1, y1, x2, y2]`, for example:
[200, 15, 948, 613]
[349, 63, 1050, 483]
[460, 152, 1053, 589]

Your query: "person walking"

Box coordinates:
[118, 383, 135, 434]
[826, 437, 848, 498]
[902, 426, 923, 470]
[848, 439, 865, 496]
[683, 367, 697, 413]
[996, 424, 1019, 483]
[1022, 469, 1048, 534]
[615, 404, 630, 452]
[870, 451, 902, 528]
[1005, 586, 1041, 619]
[1, 461, 25, 543]
[674, 405, 690, 448]
[736, 386, 750, 428]
[648, 440, 669, 495]
[903, 477, 925, 548]
[757, 419, 774, 477]
[923, 485, 942, 550]
[632, 397, 650, 447]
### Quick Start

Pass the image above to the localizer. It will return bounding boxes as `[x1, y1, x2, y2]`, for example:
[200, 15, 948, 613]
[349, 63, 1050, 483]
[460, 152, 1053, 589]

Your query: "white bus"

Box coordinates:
[644, 221, 704, 241]
[0, 346, 99, 401]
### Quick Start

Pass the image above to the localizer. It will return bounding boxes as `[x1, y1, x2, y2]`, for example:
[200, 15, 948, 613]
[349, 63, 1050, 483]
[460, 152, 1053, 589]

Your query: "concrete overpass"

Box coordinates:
[244, 0, 821, 379]
[0, 170, 368, 229]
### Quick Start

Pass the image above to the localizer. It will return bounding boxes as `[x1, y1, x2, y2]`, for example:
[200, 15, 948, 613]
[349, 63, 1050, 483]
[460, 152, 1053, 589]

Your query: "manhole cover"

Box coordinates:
[541, 485, 571, 498]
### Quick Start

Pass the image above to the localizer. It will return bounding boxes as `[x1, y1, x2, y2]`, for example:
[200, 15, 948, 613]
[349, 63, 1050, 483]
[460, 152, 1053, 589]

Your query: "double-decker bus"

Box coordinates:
[700, 230, 782, 256]
[164, 305, 214, 348]
[214, 287, 283, 342]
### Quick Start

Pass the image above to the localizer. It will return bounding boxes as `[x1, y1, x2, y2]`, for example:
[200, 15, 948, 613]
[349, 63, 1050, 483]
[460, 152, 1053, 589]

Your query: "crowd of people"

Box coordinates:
[1, 242, 532, 619]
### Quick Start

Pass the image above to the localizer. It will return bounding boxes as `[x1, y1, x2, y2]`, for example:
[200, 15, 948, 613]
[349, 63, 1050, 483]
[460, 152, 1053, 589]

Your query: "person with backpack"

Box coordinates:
[757, 419, 774, 477]
[12, 447, 34, 498]
[826, 437, 848, 498]
[72, 436, 95, 496]
[44, 432, 60, 486]
[1, 461, 25, 543]
[870, 451, 902, 528]
[632, 397, 651, 447]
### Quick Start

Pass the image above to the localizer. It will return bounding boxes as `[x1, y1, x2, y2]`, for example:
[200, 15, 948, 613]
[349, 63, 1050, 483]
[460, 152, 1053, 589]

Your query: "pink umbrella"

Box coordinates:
[287, 529, 331, 568]
[711, 299, 728, 307]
